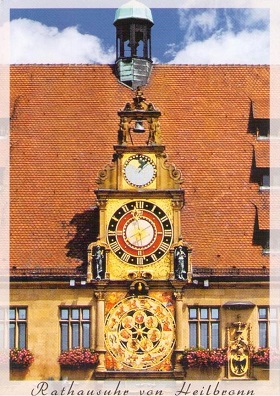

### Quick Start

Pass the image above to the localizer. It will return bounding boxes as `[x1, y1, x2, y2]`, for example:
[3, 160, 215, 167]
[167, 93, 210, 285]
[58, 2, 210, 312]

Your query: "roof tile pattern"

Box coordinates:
[252, 98, 269, 119]
[10, 65, 269, 272]
[254, 141, 269, 168]
[257, 193, 269, 230]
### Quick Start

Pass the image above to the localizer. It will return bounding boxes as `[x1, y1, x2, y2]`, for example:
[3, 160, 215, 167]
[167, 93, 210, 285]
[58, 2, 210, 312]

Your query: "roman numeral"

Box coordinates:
[121, 252, 130, 262]
[151, 253, 157, 262]
[164, 229, 172, 237]
[122, 204, 129, 213]
[110, 241, 120, 253]
[160, 215, 169, 223]
[160, 242, 170, 252]
[137, 257, 144, 265]
[135, 201, 144, 209]
[108, 230, 122, 236]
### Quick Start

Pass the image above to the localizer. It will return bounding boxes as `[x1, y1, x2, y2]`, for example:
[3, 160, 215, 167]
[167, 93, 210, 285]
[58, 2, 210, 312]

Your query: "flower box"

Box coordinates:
[10, 348, 34, 369]
[251, 347, 280, 368]
[180, 348, 227, 370]
[58, 348, 99, 369]
[252, 348, 269, 367]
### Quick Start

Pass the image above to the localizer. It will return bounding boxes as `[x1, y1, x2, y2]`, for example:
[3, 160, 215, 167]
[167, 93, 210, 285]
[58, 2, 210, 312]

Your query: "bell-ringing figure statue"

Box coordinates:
[174, 245, 187, 280]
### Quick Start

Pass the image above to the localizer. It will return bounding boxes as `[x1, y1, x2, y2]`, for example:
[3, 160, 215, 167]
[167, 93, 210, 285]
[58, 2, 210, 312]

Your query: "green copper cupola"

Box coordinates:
[114, 0, 154, 89]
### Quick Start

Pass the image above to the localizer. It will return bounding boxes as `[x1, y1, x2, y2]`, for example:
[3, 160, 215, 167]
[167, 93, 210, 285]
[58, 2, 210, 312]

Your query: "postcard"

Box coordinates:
[1, 0, 280, 395]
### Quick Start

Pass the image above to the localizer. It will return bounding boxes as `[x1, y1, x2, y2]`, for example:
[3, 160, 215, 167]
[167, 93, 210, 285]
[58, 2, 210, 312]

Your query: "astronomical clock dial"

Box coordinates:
[123, 154, 156, 187]
[105, 296, 175, 370]
[107, 200, 173, 265]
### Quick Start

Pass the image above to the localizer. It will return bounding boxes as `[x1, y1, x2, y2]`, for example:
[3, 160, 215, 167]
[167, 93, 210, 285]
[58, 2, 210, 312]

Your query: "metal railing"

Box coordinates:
[9, 266, 271, 278]
[192, 267, 270, 277]
[10, 267, 83, 277]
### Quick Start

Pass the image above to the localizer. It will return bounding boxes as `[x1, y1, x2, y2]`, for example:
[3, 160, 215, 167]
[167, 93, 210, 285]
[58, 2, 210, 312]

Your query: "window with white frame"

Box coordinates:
[60, 307, 91, 351]
[9, 307, 27, 349]
[262, 174, 270, 188]
[189, 307, 220, 349]
[258, 306, 279, 348]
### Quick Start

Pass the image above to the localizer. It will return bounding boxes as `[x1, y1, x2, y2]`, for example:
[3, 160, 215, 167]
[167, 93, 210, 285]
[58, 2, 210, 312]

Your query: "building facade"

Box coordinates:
[9, 1, 272, 381]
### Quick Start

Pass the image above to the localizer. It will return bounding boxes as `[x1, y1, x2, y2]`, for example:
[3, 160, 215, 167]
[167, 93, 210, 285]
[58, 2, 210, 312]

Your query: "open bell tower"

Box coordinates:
[114, 0, 154, 89]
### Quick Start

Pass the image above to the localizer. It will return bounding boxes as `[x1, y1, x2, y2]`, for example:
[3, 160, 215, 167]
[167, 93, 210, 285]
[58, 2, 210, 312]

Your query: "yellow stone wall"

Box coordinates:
[10, 283, 269, 380]
[182, 286, 269, 348]
[10, 285, 97, 380]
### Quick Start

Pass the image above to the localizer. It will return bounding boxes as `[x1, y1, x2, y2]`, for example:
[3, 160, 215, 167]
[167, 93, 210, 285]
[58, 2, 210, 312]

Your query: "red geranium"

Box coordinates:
[58, 348, 99, 368]
[252, 348, 271, 367]
[10, 348, 34, 368]
[180, 348, 227, 369]
[236, 347, 280, 368]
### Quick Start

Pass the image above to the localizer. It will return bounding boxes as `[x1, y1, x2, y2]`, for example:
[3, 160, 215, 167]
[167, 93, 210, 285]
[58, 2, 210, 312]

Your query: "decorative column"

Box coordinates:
[97, 198, 107, 241]
[172, 200, 183, 243]
[173, 290, 184, 376]
[94, 291, 107, 373]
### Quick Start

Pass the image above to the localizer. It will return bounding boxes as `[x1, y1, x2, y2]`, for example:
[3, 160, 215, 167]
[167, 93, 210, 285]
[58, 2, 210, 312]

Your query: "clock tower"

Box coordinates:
[87, 89, 192, 378]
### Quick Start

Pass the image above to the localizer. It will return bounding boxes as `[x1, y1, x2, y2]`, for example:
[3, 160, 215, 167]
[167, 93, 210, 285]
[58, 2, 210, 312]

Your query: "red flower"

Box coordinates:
[58, 348, 99, 368]
[252, 348, 270, 367]
[180, 348, 227, 369]
[10, 348, 34, 368]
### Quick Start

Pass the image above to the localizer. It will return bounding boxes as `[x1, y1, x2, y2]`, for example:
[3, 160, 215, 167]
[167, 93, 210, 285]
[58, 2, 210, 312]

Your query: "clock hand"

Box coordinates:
[139, 157, 147, 166]
[137, 163, 148, 173]
[129, 230, 144, 247]
[130, 221, 154, 247]
[142, 224, 153, 233]
[137, 158, 148, 172]
[126, 220, 144, 246]
[132, 208, 142, 220]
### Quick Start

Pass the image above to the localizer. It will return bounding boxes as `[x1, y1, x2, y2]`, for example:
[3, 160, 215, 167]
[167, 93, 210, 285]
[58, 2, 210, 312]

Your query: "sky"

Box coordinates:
[9, 7, 270, 65]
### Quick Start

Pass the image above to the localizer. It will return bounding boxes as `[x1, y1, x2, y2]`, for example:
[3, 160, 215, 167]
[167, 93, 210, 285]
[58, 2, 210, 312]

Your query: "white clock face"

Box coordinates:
[124, 217, 156, 249]
[124, 154, 156, 187]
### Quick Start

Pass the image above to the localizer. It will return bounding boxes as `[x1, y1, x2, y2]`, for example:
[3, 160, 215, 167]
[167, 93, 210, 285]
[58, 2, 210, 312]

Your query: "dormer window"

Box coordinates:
[253, 205, 269, 254]
[260, 172, 270, 191]
[250, 144, 269, 191]
[249, 100, 270, 139]
[256, 118, 270, 139]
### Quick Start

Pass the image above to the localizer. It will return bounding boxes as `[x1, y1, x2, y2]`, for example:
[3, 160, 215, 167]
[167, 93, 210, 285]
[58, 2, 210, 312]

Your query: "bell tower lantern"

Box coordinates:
[114, 0, 153, 89]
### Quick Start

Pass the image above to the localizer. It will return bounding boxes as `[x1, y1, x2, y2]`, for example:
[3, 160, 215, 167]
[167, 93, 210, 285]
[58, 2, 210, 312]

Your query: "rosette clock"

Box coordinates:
[105, 296, 175, 370]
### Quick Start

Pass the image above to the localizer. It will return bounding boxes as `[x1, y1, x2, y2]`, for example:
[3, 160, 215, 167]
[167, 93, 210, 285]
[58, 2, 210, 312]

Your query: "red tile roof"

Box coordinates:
[252, 98, 269, 119]
[258, 207, 269, 231]
[254, 141, 269, 168]
[10, 64, 269, 273]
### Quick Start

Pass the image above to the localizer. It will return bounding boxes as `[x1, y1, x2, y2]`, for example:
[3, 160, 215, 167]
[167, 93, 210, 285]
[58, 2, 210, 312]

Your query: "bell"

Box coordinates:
[133, 120, 145, 133]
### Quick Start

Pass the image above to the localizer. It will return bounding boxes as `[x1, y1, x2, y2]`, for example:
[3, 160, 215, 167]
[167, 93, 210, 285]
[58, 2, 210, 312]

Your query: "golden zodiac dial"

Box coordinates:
[105, 296, 175, 370]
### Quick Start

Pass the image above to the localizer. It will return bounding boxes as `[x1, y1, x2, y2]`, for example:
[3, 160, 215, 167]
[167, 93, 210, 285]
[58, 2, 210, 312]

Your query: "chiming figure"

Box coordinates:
[174, 245, 187, 280]
[93, 245, 104, 280]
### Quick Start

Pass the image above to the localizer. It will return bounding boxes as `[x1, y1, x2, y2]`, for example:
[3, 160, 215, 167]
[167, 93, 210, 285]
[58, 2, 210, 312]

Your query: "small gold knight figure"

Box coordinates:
[118, 117, 130, 145]
[148, 117, 161, 145]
